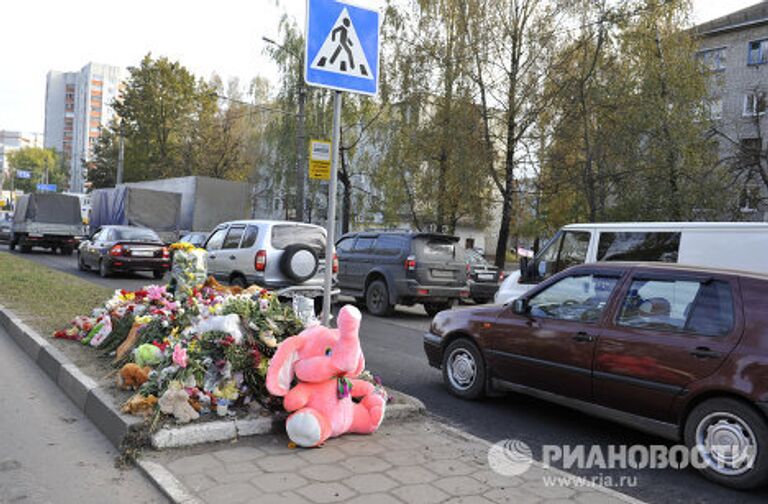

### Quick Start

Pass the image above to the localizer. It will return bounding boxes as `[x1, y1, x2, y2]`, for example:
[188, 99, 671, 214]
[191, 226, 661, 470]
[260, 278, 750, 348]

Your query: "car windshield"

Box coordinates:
[114, 228, 160, 242]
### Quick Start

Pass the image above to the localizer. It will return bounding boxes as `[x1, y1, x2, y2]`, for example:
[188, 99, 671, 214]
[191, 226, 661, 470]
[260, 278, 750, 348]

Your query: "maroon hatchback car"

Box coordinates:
[424, 262, 768, 489]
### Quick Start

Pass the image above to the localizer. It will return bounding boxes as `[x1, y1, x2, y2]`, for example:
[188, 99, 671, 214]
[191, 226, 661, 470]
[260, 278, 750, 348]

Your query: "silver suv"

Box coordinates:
[204, 220, 338, 301]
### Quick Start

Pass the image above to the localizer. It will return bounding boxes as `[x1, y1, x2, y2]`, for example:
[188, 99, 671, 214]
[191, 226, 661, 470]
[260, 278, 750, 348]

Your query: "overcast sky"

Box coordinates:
[0, 0, 761, 134]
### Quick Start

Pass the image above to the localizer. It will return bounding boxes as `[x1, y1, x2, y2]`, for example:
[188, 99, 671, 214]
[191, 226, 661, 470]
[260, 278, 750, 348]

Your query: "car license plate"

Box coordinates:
[132, 250, 154, 257]
[432, 269, 455, 279]
[478, 273, 495, 281]
[29, 233, 44, 238]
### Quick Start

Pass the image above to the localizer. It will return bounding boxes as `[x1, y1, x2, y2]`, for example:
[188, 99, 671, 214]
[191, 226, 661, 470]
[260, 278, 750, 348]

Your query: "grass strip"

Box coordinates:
[0, 253, 112, 335]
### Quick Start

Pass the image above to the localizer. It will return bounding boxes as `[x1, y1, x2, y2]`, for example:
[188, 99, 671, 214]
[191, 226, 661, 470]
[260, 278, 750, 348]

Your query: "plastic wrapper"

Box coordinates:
[172, 248, 208, 293]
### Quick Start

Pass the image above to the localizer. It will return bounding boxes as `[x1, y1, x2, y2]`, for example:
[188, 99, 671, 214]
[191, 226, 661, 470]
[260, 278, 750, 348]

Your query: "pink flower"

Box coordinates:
[147, 285, 167, 301]
[173, 344, 188, 368]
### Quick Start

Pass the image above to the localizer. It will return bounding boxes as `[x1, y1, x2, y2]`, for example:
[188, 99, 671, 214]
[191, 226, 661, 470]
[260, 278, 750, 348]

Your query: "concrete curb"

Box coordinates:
[0, 305, 143, 447]
[135, 459, 203, 504]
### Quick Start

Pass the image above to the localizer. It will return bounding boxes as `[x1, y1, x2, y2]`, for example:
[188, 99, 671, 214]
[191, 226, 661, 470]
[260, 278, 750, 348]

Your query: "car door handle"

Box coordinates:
[690, 347, 722, 359]
[573, 331, 596, 343]
[525, 319, 540, 328]
[229, 255, 236, 260]
[210, 254, 217, 259]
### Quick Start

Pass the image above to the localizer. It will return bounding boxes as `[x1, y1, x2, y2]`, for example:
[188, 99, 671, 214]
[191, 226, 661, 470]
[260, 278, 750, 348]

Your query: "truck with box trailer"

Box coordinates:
[89, 186, 182, 243]
[10, 193, 86, 254]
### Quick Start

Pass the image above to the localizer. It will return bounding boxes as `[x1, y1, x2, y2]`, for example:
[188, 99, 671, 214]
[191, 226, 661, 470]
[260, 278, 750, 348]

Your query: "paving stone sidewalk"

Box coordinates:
[141, 418, 643, 504]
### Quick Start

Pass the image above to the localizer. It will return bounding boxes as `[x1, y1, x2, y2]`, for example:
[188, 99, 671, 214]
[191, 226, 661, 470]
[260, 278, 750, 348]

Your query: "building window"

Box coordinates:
[698, 47, 726, 71]
[739, 138, 762, 167]
[744, 93, 767, 116]
[748, 39, 768, 65]
[709, 97, 723, 120]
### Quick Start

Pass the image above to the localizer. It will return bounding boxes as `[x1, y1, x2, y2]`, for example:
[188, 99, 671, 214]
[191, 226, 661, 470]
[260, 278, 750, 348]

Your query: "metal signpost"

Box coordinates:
[305, 0, 381, 324]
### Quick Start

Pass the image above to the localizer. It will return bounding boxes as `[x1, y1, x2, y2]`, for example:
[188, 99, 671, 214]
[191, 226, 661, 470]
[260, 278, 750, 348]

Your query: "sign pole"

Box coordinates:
[322, 90, 343, 325]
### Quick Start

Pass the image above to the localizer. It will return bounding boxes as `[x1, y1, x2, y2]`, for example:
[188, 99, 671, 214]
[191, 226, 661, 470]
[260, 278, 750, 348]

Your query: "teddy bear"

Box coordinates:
[266, 305, 386, 448]
[116, 363, 150, 390]
[158, 381, 200, 423]
[121, 393, 158, 417]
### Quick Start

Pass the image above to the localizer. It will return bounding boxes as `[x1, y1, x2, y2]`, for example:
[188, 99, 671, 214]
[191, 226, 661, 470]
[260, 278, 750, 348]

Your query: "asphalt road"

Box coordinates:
[3, 244, 768, 503]
[0, 323, 166, 503]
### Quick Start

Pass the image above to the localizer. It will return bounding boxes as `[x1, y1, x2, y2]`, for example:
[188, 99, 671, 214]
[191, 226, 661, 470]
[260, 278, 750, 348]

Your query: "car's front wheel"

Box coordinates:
[99, 260, 110, 278]
[684, 397, 768, 489]
[442, 338, 485, 400]
[77, 253, 88, 271]
[366, 279, 393, 316]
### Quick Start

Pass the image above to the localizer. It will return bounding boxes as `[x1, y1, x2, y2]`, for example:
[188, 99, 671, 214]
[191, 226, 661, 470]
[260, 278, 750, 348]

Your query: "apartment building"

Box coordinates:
[44, 63, 124, 193]
[695, 2, 768, 220]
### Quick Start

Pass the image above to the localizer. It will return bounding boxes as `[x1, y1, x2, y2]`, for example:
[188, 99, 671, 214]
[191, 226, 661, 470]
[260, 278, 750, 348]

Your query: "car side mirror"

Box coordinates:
[512, 298, 529, 316]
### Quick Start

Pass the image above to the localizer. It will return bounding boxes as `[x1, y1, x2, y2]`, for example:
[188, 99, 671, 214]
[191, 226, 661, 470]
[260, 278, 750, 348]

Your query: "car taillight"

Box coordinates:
[109, 244, 124, 257]
[466, 263, 471, 279]
[255, 250, 267, 271]
[405, 255, 417, 271]
[162, 247, 170, 259]
[499, 271, 505, 281]
[332, 253, 339, 274]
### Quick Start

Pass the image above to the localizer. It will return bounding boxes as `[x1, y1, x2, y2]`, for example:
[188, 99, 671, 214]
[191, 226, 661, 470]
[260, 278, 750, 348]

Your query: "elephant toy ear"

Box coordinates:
[266, 335, 304, 396]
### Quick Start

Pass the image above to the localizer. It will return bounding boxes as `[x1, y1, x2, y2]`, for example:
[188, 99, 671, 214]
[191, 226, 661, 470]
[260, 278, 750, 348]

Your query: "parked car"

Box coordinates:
[426, 262, 768, 489]
[465, 248, 503, 304]
[336, 231, 469, 317]
[204, 220, 337, 305]
[179, 232, 209, 248]
[78, 225, 170, 278]
[495, 222, 768, 304]
[0, 211, 12, 242]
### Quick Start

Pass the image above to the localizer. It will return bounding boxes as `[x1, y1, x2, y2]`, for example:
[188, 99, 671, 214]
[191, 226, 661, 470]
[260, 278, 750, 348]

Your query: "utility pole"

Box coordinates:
[116, 120, 125, 185]
[296, 52, 307, 223]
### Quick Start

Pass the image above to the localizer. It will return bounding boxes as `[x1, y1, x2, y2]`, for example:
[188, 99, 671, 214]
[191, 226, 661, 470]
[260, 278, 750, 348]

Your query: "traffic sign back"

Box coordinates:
[305, 0, 380, 96]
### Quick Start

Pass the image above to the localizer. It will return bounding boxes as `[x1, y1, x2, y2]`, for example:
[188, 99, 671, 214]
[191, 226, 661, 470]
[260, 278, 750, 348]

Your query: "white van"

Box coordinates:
[494, 222, 768, 304]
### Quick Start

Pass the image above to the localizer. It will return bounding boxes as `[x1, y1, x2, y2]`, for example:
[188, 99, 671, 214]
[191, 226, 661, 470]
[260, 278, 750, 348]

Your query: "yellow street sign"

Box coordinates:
[309, 139, 332, 180]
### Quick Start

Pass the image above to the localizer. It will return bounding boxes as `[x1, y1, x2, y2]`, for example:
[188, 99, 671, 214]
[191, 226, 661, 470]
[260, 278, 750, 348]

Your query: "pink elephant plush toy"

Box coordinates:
[266, 305, 386, 447]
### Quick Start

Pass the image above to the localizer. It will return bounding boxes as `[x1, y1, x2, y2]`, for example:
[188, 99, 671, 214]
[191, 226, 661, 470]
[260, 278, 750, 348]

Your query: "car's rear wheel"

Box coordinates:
[684, 397, 768, 489]
[230, 274, 247, 288]
[99, 260, 110, 278]
[442, 338, 485, 400]
[20, 244, 31, 253]
[153, 270, 166, 280]
[473, 298, 492, 305]
[60, 246, 73, 256]
[366, 279, 393, 316]
[8, 238, 16, 251]
[424, 301, 452, 317]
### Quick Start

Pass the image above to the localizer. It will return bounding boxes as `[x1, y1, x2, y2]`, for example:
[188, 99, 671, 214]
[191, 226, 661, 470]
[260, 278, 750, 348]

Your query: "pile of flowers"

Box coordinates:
[54, 243, 307, 423]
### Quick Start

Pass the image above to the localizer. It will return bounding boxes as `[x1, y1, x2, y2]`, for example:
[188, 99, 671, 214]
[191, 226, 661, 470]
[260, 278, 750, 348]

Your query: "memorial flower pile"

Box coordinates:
[54, 244, 306, 423]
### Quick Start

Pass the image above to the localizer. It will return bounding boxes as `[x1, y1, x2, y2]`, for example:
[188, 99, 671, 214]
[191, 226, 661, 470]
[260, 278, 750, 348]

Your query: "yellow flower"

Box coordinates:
[135, 315, 153, 325]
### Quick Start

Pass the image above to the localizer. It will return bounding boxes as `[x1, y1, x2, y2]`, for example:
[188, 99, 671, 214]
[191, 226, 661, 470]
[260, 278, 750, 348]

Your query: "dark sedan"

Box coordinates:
[465, 248, 503, 304]
[78, 225, 170, 278]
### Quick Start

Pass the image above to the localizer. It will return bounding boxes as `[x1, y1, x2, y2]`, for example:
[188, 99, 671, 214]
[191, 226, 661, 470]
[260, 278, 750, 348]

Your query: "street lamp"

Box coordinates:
[263, 36, 306, 223]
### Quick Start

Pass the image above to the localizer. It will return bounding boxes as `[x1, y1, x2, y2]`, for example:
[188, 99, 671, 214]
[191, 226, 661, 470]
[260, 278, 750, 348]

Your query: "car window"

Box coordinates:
[529, 274, 620, 323]
[271, 225, 326, 257]
[206, 228, 227, 251]
[558, 231, 590, 272]
[353, 237, 376, 252]
[415, 237, 457, 260]
[240, 225, 258, 249]
[617, 278, 734, 336]
[222, 226, 244, 249]
[467, 249, 490, 265]
[336, 237, 356, 253]
[598, 232, 680, 262]
[373, 235, 403, 256]
[114, 228, 160, 242]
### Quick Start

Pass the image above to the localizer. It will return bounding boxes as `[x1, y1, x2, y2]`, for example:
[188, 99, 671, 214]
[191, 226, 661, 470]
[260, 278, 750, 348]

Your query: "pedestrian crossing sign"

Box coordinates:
[305, 0, 381, 96]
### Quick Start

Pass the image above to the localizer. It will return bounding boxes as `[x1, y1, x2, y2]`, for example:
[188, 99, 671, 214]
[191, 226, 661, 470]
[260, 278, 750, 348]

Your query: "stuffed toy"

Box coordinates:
[121, 393, 158, 416]
[266, 305, 386, 448]
[117, 363, 151, 390]
[158, 381, 200, 423]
